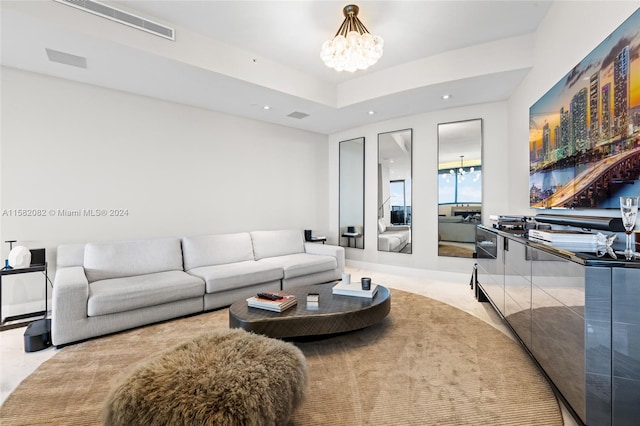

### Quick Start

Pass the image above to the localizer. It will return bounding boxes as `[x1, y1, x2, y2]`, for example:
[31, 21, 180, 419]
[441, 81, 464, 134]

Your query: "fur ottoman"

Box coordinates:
[103, 328, 307, 426]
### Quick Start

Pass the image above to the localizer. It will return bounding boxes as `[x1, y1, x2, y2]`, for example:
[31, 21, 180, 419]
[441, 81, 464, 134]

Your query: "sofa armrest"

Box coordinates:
[304, 243, 345, 273]
[52, 266, 89, 324]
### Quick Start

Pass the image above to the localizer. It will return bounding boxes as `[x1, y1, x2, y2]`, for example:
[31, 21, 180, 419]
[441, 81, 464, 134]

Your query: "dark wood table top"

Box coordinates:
[228, 282, 391, 338]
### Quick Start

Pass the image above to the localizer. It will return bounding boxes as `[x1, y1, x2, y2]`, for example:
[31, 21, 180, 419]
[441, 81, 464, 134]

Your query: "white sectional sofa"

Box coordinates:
[377, 218, 411, 252]
[52, 229, 344, 346]
[438, 216, 479, 243]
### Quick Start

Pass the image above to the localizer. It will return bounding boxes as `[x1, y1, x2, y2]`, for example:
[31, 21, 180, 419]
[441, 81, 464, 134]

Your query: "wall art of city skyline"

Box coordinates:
[529, 7, 640, 209]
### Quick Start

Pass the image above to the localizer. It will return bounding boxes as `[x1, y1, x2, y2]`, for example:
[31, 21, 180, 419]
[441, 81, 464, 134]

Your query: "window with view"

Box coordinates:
[438, 168, 481, 204]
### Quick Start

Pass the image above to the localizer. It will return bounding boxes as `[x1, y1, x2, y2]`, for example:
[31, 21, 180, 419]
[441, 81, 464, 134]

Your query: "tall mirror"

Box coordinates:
[437, 119, 483, 258]
[378, 129, 412, 253]
[339, 137, 365, 249]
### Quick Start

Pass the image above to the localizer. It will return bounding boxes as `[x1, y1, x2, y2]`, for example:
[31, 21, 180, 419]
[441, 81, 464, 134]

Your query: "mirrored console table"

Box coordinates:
[474, 225, 639, 426]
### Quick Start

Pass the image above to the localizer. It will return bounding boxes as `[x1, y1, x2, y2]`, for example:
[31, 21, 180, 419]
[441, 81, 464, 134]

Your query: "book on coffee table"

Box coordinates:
[332, 282, 378, 299]
[247, 294, 297, 312]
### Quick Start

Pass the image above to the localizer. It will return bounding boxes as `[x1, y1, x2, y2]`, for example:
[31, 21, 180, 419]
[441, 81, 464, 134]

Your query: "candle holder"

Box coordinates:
[361, 277, 371, 290]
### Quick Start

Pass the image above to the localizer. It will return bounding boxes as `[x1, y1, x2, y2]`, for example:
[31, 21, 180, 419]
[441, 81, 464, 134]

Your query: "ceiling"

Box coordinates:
[438, 119, 483, 167]
[379, 129, 412, 180]
[0, 1, 553, 134]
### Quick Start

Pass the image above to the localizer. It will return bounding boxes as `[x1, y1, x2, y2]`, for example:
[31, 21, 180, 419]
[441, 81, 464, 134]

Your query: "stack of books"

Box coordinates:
[332, 282, 378, 298]
[528, 229, 599, 252]
[246, 292, 297, 312]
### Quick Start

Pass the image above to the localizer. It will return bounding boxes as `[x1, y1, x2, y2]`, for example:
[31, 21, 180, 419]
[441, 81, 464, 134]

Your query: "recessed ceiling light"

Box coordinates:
[368, 110, 376, 115]
[441, 94, 451, 100]
[263, 105, 271, 110]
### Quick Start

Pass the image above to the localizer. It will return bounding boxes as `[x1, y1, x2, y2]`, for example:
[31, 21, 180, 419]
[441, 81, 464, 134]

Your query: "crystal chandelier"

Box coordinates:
[320, 4, 384, 72]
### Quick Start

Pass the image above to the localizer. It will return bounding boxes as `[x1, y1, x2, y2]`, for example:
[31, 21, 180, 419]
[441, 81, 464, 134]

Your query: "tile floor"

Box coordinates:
[0, 264, 578, 425]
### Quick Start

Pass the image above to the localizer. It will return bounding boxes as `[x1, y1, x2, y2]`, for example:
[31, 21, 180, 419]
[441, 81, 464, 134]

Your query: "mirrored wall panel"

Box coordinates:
[378, 129, 412, 254]
[339, 137, 364, 249]
[437, 119, 482, 258]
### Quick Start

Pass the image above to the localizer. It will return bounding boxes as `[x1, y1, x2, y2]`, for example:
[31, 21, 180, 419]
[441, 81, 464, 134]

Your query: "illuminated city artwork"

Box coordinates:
[530, 8, 640, 209]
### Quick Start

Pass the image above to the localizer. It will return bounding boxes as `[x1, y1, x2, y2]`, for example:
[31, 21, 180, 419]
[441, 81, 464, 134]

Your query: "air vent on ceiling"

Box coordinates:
[46, 48, 87, 68]
[287, 111, 310, 120]
[54, 0, 175, 41]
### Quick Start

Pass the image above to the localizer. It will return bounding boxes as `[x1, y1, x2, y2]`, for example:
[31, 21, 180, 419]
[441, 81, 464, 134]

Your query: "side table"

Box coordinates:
[307, 237, 327, 244]
[342, 233, 362, 248]
[1, 263, 48, 331]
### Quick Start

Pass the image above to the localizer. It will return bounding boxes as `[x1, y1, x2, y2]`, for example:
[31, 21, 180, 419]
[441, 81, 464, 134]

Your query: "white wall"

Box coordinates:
[329, 102, 509, 273]
[0, 67, 329, 312]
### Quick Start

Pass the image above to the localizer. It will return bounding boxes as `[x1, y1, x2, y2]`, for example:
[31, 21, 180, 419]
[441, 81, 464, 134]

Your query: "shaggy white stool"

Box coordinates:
[103, 328, 307, 426]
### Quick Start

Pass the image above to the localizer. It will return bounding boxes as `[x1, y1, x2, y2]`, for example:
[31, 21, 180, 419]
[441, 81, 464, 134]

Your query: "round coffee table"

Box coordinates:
[228, 282, 390, 338]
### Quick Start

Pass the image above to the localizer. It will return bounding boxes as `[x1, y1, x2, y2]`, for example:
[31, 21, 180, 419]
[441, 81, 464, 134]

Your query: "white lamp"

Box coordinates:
[8, 246, 31, 269]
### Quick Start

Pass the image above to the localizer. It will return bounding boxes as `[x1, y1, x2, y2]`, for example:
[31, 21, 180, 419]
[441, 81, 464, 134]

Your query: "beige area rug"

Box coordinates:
[0, 290, 562, 425]
[438, 243, 475, 258]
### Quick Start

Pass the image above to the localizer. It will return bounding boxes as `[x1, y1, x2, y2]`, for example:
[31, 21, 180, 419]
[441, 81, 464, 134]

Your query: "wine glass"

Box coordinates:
[620, 196, 639, 260]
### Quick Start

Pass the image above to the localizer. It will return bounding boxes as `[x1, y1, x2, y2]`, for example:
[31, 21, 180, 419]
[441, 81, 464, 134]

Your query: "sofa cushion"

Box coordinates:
[378, 231, 410, 251]
[182, 233, 254, 271]
[187, 261, 283, 293]
[259, 253, 337, 279]
[87, 271, 204, 317]
[84, 238, 183, 283]
[438, 216, 463, 223]
[250, 230, 305, 261]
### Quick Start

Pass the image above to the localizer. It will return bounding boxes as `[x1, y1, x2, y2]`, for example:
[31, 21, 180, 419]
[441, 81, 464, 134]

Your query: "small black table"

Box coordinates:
[306, 237, 327, 244]
[229, 282, 390, 339]
[342, 233, 362, 248]
[0, 263, 48, 331]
